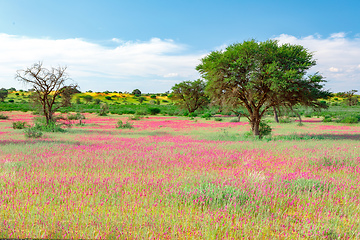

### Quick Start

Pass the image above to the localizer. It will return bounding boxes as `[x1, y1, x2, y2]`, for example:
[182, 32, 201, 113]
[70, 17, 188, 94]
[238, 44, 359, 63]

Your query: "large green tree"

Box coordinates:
[196, 39, 330, 136]
[171, 79, 209, 113]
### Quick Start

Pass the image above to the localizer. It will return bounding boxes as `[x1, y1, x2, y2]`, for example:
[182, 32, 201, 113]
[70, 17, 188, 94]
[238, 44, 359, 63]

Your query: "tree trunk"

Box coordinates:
[273, 106, 279, 123]
[295, 111, 302, 124]
[250, 115, 260, 137]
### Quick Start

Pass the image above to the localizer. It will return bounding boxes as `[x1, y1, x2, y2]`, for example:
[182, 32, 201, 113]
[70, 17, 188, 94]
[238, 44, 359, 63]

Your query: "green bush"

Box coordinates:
[188, 112, 197, 118]
[322, 117, 332, 122]
[105, 96, 112, 100]
[94, 99, 101, 104]
[148, 107, 161, 115]
[214, 118, 222, 121]
[116, 120, 134, 129]
[128, 115, 141, 120]
[150, 95, 156, 99]
[12, 121, 28, 129]
[8, 99, 14, 103]
[34, 122, 65, 132]
[32, 117, 66, 132]
[340, 116, 358, 123]
[0, 114, 8, 119]
[201, 113, 212, 120]
[259, 121, 272, 138]
[67, 112, 85, 121]
[24, 127, 43, 138]
[279, 117, 292, 123]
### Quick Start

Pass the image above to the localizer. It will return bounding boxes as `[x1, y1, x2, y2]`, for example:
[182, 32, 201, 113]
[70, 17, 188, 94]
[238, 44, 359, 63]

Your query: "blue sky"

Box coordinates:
[1, 0, 360, 92]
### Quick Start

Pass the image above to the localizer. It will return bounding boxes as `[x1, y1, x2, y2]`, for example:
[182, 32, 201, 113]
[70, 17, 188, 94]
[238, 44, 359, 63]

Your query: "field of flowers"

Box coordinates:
[0, 111, 360, 239]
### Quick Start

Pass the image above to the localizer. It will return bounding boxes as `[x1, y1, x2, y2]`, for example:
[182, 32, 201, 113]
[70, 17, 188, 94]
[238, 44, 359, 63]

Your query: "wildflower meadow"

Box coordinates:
[1, 111, 360, 239]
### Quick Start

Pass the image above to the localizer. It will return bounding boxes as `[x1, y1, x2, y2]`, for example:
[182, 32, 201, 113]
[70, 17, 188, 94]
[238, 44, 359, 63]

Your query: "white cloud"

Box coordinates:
[275, 33, 360, 92]
[329, 67, 341, 72]
[330, 32, 346, 39]
[163, 73, 179, 78]
[0, 33, 203, 92]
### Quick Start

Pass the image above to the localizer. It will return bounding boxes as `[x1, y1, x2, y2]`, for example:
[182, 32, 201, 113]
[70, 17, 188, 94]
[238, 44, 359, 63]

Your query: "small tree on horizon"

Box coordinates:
[132, 89, 141, 95]
[0, 88, 8, 102]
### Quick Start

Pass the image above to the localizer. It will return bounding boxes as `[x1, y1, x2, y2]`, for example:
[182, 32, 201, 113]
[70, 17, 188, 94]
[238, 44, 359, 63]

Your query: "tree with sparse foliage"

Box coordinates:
[197, 39, 330, 136]
[171, 79, 209, 113]
[15, 62, 78, 124]
[341, 90, 358, 106]
[0, 88, 8, 102]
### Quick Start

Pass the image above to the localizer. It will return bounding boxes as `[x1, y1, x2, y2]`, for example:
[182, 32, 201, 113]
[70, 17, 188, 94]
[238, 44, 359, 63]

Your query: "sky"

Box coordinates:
[0, 0, 360, 93]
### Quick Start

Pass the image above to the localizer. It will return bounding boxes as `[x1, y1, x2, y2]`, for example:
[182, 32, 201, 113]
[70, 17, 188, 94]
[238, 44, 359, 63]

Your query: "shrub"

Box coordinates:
[8, 99, 14, 103]
[0, 114, 9, 119]
[105, 96, 112, 100]
[116, 120, 133, 129]
[279, 117, 292, 123]
[201, 113, 212, 120]
[148, 107, 161, 115]
[128, 115, 141, 120]
[188, 112, 197, 118]
[322, 116, 332, 122]
[150, 95, 156, 99]
[24, 127, 43, 138]
[162, 99, 169, 103]
[94, 99, 101, 104]
[214, 118, 222, 121]
[67, 112, 86, 125]
[99, 103, 109, 116]
[259, 121, 272, 138]
[13, 121, 28, 129]
[34, 122, 65, 132]
[340, 116, 358, 124]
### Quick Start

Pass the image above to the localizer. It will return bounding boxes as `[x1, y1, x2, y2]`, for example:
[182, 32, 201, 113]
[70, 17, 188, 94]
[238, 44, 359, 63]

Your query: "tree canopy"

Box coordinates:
[132, 89, 141, 95]
[0, 88, 8, 102]
[196, 39, 330, 136]
[171, 79, 209, 113]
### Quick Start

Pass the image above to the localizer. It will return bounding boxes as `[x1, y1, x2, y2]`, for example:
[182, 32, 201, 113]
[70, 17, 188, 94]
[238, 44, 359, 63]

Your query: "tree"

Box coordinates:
[137, 96, 145, 104]
[83, 95, 93, 104]
[0, 88, 8, 102]
[196, 39, 330, 136]
[171, 79, 209, 113]
[342, 90, 358, 106]
[15, 62, 78, 124]
[132, 89, 141, 95]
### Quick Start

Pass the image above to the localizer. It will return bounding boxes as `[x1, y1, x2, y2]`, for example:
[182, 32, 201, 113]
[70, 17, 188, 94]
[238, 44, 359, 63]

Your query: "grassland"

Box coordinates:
[0, 111, 360, 239]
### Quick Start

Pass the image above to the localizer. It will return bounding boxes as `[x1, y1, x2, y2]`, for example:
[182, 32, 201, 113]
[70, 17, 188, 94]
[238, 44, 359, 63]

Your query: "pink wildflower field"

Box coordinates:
[1, 112, 360, 239]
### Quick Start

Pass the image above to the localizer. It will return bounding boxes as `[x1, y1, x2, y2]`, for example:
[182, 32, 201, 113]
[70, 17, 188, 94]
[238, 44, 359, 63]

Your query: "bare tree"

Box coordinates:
[16, 62, 78, 124]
